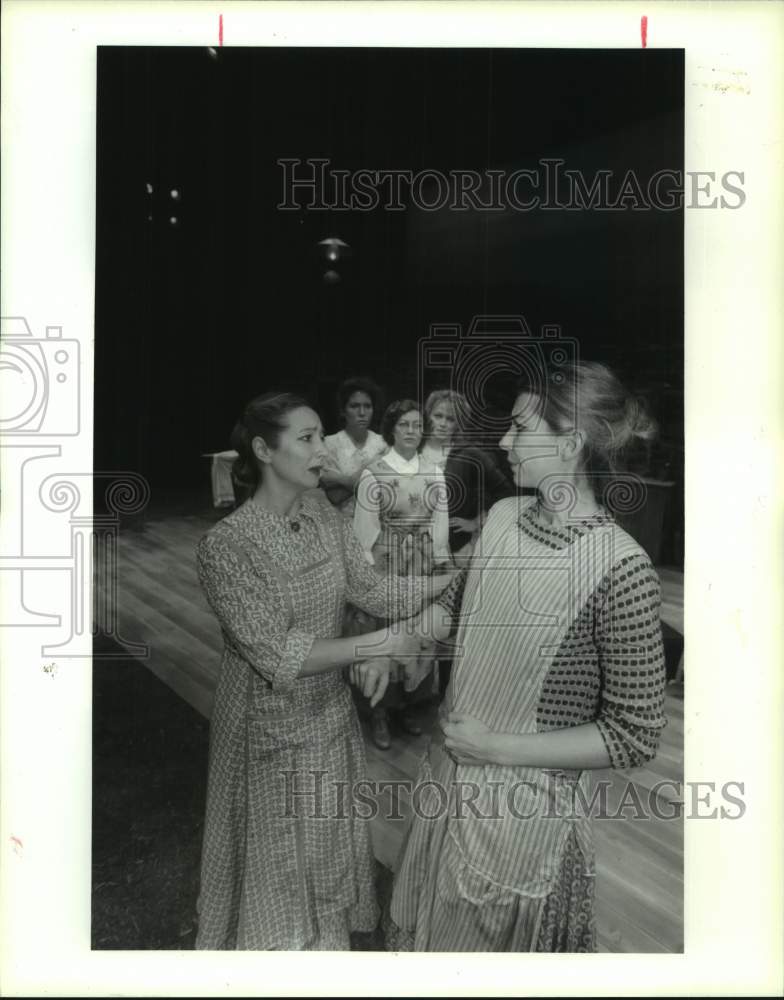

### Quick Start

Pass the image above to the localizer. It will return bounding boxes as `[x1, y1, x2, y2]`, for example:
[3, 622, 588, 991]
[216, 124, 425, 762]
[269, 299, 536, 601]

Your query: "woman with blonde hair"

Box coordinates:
[420, 388, 515, 563]
[384, 361, 667, 952]
[418, 388, 515, 699]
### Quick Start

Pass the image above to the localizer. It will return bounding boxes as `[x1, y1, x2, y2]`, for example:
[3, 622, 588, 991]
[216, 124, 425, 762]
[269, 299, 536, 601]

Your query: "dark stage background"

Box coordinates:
[95, 47, 684, 562]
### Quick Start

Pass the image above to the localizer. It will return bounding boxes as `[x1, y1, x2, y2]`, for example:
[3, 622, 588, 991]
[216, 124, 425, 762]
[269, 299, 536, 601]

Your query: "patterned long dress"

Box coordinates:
[195, 495, 425, 950]
[353, 452, 450, 696]
[386, 495, 667, 952]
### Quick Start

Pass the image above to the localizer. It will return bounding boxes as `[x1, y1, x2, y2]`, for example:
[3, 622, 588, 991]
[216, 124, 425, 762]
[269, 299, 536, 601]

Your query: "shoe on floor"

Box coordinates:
[398, 712, 423, 737]
[371, 712, 391, 750]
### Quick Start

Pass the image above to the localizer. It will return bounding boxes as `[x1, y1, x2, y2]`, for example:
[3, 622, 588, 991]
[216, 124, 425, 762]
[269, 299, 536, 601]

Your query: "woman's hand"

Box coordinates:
[354, 625, 425, 665]
[449, 515, 478, 536]
[427, 567, 461, 598]
[432, 559, 460, 575]
[449, 543, 475, 569]
[441, 712, 498, 765]
[349, 661, 391, 707]
[386, 627, 429, 665]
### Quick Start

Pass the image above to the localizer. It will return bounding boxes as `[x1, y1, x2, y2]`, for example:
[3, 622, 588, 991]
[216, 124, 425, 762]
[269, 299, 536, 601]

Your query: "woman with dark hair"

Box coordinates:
[194, 391, 454, 951]
[352, 399, 451, 749]
[320, 376, 387, 517]
[385, 362, 667, 952]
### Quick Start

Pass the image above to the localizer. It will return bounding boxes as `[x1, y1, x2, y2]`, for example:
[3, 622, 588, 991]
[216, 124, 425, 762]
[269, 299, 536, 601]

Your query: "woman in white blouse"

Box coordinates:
[320, 377, 387, 518]
[352, 399, 451, 748]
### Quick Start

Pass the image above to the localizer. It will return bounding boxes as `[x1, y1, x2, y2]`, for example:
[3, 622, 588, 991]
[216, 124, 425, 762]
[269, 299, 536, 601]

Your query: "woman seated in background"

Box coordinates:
[382, 361, 667, 953]
[194, 391, 454, 951]
[320, 376, 387, 518]
[352, 398, 451, 750]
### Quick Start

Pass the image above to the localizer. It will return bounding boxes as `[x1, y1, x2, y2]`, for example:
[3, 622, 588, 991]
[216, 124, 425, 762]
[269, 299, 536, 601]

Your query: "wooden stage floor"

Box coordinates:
[101, 497, 684, 954]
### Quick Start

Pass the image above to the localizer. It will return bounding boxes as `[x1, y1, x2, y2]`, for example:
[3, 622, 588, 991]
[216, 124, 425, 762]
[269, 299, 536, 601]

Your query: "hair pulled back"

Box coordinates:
[518, 361, 657, 492]
[230, 391, 311, 491]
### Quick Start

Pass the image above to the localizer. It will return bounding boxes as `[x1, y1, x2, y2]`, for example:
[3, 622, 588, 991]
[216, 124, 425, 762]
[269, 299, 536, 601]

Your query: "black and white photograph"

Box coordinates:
[92, 41, 687, 955]
[1, 1, 782, 996]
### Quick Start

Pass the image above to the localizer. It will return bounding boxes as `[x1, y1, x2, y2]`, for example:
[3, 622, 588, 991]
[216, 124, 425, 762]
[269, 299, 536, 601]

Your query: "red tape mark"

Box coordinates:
[219, 14, 224, 47]
[641, 15, 648, 48]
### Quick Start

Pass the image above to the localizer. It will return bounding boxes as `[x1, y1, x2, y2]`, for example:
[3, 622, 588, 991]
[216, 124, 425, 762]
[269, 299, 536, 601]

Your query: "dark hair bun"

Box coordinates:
[230, 391, 311, 491]
[230, 421, 260, 489]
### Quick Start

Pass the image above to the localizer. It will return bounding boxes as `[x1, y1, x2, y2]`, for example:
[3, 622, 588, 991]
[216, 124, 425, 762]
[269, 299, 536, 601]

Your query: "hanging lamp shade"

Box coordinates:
[316, 237, 352, 263]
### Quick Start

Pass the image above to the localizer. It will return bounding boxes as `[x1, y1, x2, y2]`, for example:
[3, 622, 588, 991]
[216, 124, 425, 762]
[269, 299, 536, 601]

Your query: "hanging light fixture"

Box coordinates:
[316, 237, 352, 284]
[317, 237, 351, 263]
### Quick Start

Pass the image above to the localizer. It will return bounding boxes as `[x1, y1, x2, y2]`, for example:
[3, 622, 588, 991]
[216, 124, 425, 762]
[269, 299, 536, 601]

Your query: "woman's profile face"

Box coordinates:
[257, 406, 328, 491]
[499, 392, 565, 490]
[343, 391, 373, 433]
[392, 408, 423, 457]
[428, 401, 457, 443]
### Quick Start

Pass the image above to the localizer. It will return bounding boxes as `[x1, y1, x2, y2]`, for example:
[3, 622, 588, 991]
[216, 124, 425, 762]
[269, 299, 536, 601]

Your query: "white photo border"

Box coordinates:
[1, 0, 782, 995]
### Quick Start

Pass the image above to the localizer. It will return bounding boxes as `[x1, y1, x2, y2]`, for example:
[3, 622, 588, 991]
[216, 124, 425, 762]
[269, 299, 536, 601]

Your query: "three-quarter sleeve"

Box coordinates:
[339, 514, 426, 620]
[197, 531, 315, 691]
[594, 552, 667, 769]
[352, 469, 382, 563]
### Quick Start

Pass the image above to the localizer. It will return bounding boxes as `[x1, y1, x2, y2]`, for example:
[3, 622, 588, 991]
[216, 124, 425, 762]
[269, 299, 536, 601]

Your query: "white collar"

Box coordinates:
[338, 429, 377, 453]
[383, 448, 420, 475]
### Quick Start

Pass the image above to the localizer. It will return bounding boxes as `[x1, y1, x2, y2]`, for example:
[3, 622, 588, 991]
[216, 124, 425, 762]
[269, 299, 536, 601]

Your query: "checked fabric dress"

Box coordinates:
[195, 495, 426, 950]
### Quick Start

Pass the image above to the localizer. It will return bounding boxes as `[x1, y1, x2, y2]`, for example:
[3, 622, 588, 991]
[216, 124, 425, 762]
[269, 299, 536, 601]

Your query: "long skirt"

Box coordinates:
[195, 679, 378, 950]
[384, 734, 596, 953]
[384, 826, 595, 952]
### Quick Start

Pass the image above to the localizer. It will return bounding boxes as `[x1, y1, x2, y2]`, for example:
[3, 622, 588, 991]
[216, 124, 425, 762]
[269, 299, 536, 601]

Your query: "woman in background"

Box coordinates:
[385, 362, 667, 952]
[420, 388, 515, 563]
[320, 376, 387, 518]
[420, 389, 516, 699]
[352, 399, 451, 749]
[320, 376, 389, 681]
[195, 391, 453, 950]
